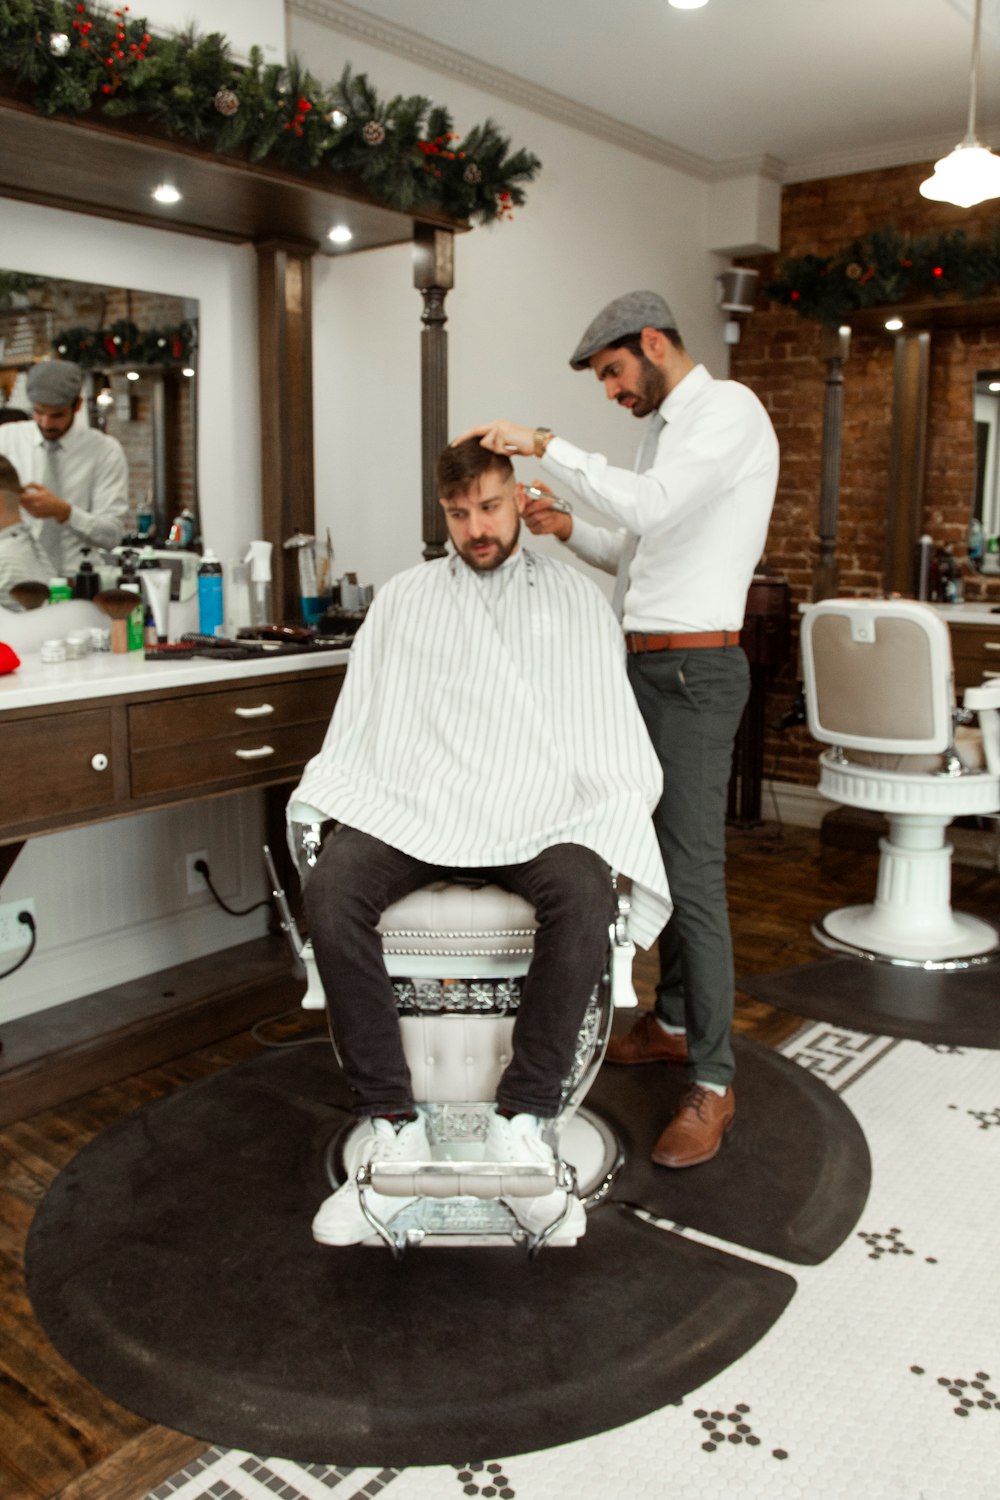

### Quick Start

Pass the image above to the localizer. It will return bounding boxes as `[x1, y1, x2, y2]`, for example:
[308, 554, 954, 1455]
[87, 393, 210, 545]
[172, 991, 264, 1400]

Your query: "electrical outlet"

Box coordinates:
[0, 898, 37, 952]
[185, 851, 209, 896]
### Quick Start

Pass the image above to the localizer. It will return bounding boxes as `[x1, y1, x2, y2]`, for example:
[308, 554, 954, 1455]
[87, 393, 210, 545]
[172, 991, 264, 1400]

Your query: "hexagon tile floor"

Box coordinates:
[141, 1021, 999, 1500]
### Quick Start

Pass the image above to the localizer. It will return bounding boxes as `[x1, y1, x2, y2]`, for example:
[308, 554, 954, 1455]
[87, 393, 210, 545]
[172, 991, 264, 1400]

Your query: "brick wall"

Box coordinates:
[730, 160, 1000, 788]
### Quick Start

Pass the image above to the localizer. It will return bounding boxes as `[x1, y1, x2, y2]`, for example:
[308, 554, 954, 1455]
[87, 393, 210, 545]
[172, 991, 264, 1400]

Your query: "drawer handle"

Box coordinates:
[984, 642, 1000, 652]
[234, 745, 275, 760]
[91, 753, 109, 772]
[984, 669, 1000, 679]
[234, 703, 275, 718]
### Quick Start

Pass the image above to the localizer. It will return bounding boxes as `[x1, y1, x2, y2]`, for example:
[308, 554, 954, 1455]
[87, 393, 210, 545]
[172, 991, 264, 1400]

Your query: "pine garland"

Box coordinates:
[0, 0, 541, 225]
[767, 225, 1000, 325]
[52, 317, 196, 366]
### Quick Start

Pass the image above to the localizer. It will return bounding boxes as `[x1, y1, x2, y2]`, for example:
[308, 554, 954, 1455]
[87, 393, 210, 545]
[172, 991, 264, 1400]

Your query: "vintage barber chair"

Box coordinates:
[800, 597, 1000, 964]
[270, 802, 637, 1255]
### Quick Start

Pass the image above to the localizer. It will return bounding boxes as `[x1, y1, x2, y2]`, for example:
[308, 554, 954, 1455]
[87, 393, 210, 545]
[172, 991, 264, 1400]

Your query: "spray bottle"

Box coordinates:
[197, 548, 225, 637]
[244, 541, 274, 628]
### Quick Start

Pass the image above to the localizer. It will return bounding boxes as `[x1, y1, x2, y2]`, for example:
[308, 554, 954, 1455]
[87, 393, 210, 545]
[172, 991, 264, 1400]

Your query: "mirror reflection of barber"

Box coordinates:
[0, 359, 128, 576]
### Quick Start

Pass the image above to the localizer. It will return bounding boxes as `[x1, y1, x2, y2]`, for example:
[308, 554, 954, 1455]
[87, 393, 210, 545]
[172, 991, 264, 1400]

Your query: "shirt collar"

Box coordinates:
[660, 362, 711, 421]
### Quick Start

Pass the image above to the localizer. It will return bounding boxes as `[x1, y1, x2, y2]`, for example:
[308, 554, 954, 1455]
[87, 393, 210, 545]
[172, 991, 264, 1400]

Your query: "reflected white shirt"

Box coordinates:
[0, 415, 128, 573]
[0, 522, 53, 606]
[542, 364, 779, 633]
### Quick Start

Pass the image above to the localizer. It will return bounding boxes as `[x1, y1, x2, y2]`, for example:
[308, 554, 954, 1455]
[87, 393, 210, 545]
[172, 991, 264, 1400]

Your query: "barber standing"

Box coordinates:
[0, 360, 128, 576]
[460, 290, 779, 1170]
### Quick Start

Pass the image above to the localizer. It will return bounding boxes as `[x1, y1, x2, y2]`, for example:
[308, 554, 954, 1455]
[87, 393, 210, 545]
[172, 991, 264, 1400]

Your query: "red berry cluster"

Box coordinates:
[74, 6, 150, 93]
[282, 96, 313, 135]
[497, 190, 514, 221]
[418, 132, 466, 179]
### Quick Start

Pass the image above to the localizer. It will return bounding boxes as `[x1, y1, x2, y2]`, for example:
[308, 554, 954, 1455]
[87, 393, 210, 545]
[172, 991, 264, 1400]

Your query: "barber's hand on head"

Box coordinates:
[452, 420, 536, 457]
[518, 481, 573, 542]
[20, 484, 71, 524]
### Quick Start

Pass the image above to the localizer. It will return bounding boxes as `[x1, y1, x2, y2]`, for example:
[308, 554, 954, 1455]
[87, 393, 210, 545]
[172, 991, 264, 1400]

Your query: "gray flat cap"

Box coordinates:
[569, 290, 677, 370]
[26, 360, 83, 406]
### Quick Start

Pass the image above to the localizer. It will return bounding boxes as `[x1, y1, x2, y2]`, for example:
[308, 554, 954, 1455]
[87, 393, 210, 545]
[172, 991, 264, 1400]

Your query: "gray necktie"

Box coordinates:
[611, 410, 665, 622]
[35, 440, 64, 575]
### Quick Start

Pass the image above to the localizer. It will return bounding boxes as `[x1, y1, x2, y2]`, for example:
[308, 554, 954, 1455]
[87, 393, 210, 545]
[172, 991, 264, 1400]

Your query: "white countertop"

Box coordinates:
[0, 644, 351, 713]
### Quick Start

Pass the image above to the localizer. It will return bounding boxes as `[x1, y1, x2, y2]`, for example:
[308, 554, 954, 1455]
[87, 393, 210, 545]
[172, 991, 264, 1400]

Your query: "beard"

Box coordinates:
[457, 520, 521, 572]
[618, 354, 667, 418]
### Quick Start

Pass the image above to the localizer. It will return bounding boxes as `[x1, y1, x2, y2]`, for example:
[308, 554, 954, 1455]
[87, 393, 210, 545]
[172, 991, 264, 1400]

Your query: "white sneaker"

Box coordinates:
[484, 1111, 587, 1241]
[312, 1115, 430, 1246]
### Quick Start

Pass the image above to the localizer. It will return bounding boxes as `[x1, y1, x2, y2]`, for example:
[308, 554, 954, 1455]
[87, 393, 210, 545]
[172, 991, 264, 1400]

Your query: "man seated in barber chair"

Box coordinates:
[291, 437, 670, 1248]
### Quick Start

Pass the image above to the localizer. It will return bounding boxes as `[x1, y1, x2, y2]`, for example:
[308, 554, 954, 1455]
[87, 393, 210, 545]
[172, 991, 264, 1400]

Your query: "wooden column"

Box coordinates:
[813, 324, 851, 601]
[256, 240, 316, 620]
[413, 225, 454, 561]
[886, 329, 931, 596]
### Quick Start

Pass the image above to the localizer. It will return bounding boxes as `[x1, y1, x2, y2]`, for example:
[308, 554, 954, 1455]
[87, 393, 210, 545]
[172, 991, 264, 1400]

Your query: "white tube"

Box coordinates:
[140, 568, 172, 641]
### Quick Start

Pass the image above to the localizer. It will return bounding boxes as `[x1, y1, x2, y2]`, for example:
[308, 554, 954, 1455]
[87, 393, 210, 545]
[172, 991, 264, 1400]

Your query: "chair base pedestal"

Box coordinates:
[814, 906, 999, 966]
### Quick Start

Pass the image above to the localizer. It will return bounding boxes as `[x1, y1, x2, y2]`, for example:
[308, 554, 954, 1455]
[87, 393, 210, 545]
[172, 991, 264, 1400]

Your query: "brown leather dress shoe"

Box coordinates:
[651, 1084, 735, 1168]
[604, 1012, 689, 1065]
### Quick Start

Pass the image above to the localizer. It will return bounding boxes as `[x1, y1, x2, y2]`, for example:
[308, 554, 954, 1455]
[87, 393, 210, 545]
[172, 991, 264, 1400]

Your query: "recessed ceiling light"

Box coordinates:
[989, 381, 1000, 392]
[126, 370, 140, 381]
[669, 0, 709, 9]
[884, 317, 904, 331]
[328, 224, 353, 245]
[182, 366, 196, 378]
[152, 182, 181, 205]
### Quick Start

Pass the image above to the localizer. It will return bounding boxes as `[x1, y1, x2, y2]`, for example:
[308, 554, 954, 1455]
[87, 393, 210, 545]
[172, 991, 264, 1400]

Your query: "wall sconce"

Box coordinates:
[717, 266, 759, 344]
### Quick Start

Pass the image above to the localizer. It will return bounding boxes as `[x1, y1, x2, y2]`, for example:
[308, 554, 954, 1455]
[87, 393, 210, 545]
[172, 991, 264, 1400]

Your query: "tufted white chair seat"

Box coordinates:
[378, 882, 537, 961]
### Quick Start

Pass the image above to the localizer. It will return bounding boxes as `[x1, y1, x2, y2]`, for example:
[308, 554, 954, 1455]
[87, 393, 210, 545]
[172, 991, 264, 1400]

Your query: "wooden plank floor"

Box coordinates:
[1, 822, 997, 1500]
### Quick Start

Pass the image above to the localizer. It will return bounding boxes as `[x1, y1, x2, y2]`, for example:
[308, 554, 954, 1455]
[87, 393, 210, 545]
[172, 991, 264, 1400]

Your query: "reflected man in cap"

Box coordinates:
[457, 290, 779, 1170]
[0, 359, 127, 576]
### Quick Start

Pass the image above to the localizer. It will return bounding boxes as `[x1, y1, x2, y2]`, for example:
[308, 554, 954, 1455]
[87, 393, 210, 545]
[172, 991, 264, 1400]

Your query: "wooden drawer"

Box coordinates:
[948, 621, 1000, 689]
[130, 717, 330, 798]
[128, 672, 342, 752]
[0, 708, 116, 825]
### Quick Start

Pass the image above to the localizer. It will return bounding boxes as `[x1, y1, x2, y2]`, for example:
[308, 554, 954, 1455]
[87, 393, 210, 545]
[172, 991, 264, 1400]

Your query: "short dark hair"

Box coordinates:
[0, 454, 21, 492]
[609, 328, 685, 357]
[437, 437, 514, 500]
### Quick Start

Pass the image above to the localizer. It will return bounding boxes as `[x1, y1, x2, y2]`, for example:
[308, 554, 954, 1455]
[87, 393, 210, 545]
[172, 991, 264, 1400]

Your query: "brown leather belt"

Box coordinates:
[625, 630, 741, 654]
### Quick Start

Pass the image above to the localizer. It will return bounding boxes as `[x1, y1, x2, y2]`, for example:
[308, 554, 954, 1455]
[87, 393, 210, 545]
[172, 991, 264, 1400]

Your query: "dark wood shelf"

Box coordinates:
[847, 295, 1000, 333]
[0, 87, 467, 251]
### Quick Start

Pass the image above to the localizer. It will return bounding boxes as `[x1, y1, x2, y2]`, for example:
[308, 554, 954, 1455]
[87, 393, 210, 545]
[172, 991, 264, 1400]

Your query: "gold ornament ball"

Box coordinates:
[49, 31, 71, 57]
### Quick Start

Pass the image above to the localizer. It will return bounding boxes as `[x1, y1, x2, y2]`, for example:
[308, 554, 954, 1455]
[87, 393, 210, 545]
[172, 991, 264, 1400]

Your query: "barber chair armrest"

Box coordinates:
[609, 892, 638, 1009]
[288, 799, 328, 824]
[363, 1160, 563, 1199]
[963, 683, 1000, 776]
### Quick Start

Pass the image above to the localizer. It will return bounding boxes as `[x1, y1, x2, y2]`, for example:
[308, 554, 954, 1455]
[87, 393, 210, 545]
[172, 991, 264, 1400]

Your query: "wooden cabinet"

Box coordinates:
[948, 619, 1000, 689]
[0, 662, 344, 843]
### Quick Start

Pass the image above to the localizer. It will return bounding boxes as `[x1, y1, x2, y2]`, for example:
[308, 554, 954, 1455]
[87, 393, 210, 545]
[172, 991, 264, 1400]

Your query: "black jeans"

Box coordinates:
[303, 826, 615, 1118]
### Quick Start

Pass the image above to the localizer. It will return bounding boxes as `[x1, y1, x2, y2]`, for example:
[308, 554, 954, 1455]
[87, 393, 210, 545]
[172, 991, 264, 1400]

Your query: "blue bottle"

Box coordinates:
[197, 549, 225, 637]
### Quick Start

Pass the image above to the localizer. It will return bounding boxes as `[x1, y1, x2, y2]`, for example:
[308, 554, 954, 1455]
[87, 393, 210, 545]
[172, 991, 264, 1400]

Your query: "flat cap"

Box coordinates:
[26, 360, 83, 406]
[569, 290, 677, 370]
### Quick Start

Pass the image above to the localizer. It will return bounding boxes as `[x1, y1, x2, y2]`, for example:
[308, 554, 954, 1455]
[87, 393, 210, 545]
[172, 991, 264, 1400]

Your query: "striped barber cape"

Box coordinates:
[291, 547, 671, 948]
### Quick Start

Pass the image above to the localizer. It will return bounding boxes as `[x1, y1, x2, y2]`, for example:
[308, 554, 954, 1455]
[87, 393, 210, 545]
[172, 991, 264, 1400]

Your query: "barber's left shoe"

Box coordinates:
[484, 1110, 587, 1242]
[312, 1114, 429, 1246]
[651, 1084, 735, 1168]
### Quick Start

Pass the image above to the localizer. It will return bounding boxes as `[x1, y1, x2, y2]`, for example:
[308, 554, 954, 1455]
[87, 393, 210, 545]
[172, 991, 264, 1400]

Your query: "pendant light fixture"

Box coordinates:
[920, 0, 1000, 207]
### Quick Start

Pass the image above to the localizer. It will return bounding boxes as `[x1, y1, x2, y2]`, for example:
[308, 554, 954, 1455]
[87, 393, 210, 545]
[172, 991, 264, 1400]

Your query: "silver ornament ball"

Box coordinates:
[49, 31, 71, 58]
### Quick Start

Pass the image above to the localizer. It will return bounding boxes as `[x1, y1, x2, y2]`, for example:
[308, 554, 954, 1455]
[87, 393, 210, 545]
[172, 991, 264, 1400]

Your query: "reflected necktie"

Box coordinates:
[36, 440, 64, 575]
[611, 410, 666, 622]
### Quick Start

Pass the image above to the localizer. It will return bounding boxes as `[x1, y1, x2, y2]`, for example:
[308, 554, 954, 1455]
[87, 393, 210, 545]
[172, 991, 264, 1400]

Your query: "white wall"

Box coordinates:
[293, 10, 733, 591]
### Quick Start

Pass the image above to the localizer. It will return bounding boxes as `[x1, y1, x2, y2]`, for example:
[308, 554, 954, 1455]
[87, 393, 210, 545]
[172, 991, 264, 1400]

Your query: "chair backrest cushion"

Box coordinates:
[801, 599, 955, 755]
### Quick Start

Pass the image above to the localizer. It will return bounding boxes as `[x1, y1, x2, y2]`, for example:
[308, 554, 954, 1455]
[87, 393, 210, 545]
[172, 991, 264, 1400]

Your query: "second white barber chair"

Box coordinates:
[271, 804, 638, 1255]
[801, 597, 1000, 964]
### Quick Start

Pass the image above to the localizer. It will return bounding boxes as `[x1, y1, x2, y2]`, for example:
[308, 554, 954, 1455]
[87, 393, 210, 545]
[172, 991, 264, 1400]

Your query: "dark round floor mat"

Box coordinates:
[593, 1033, 872, 1266]
[739, 954, 1000, 1049]
[26, 1044, 795, 1466]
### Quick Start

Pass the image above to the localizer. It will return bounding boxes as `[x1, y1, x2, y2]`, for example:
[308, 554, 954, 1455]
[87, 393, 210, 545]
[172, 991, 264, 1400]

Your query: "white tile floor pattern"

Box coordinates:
[144, 1022, 1000, 1500]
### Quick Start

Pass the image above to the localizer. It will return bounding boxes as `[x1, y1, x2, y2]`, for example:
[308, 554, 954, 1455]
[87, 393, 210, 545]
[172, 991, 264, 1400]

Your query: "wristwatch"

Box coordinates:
[533, 427, 554, 458]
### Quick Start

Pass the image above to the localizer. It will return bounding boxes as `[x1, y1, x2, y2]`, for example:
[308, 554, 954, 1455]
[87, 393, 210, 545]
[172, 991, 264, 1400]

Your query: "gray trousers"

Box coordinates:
[627, 646, 750, 1088]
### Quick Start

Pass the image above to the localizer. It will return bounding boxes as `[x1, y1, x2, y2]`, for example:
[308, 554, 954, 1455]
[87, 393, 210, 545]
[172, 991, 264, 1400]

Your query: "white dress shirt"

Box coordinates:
[542, 364, 779, 634]
[0, 522, 53, 606]
[291, 547, 671, 948]
[0, 415, 128, 574]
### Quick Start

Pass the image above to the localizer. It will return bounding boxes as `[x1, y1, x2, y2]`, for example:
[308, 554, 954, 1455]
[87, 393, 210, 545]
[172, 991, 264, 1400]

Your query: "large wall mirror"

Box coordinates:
[0, 268, 198, 544]
[973, 369, 1000, 573]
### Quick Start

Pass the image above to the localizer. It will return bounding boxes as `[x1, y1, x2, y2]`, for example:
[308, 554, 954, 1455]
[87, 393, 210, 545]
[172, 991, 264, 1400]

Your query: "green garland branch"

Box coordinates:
[52, 317, 196, 366]
[0, 0, 541, 225]
[766, 225, 1000, 325]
